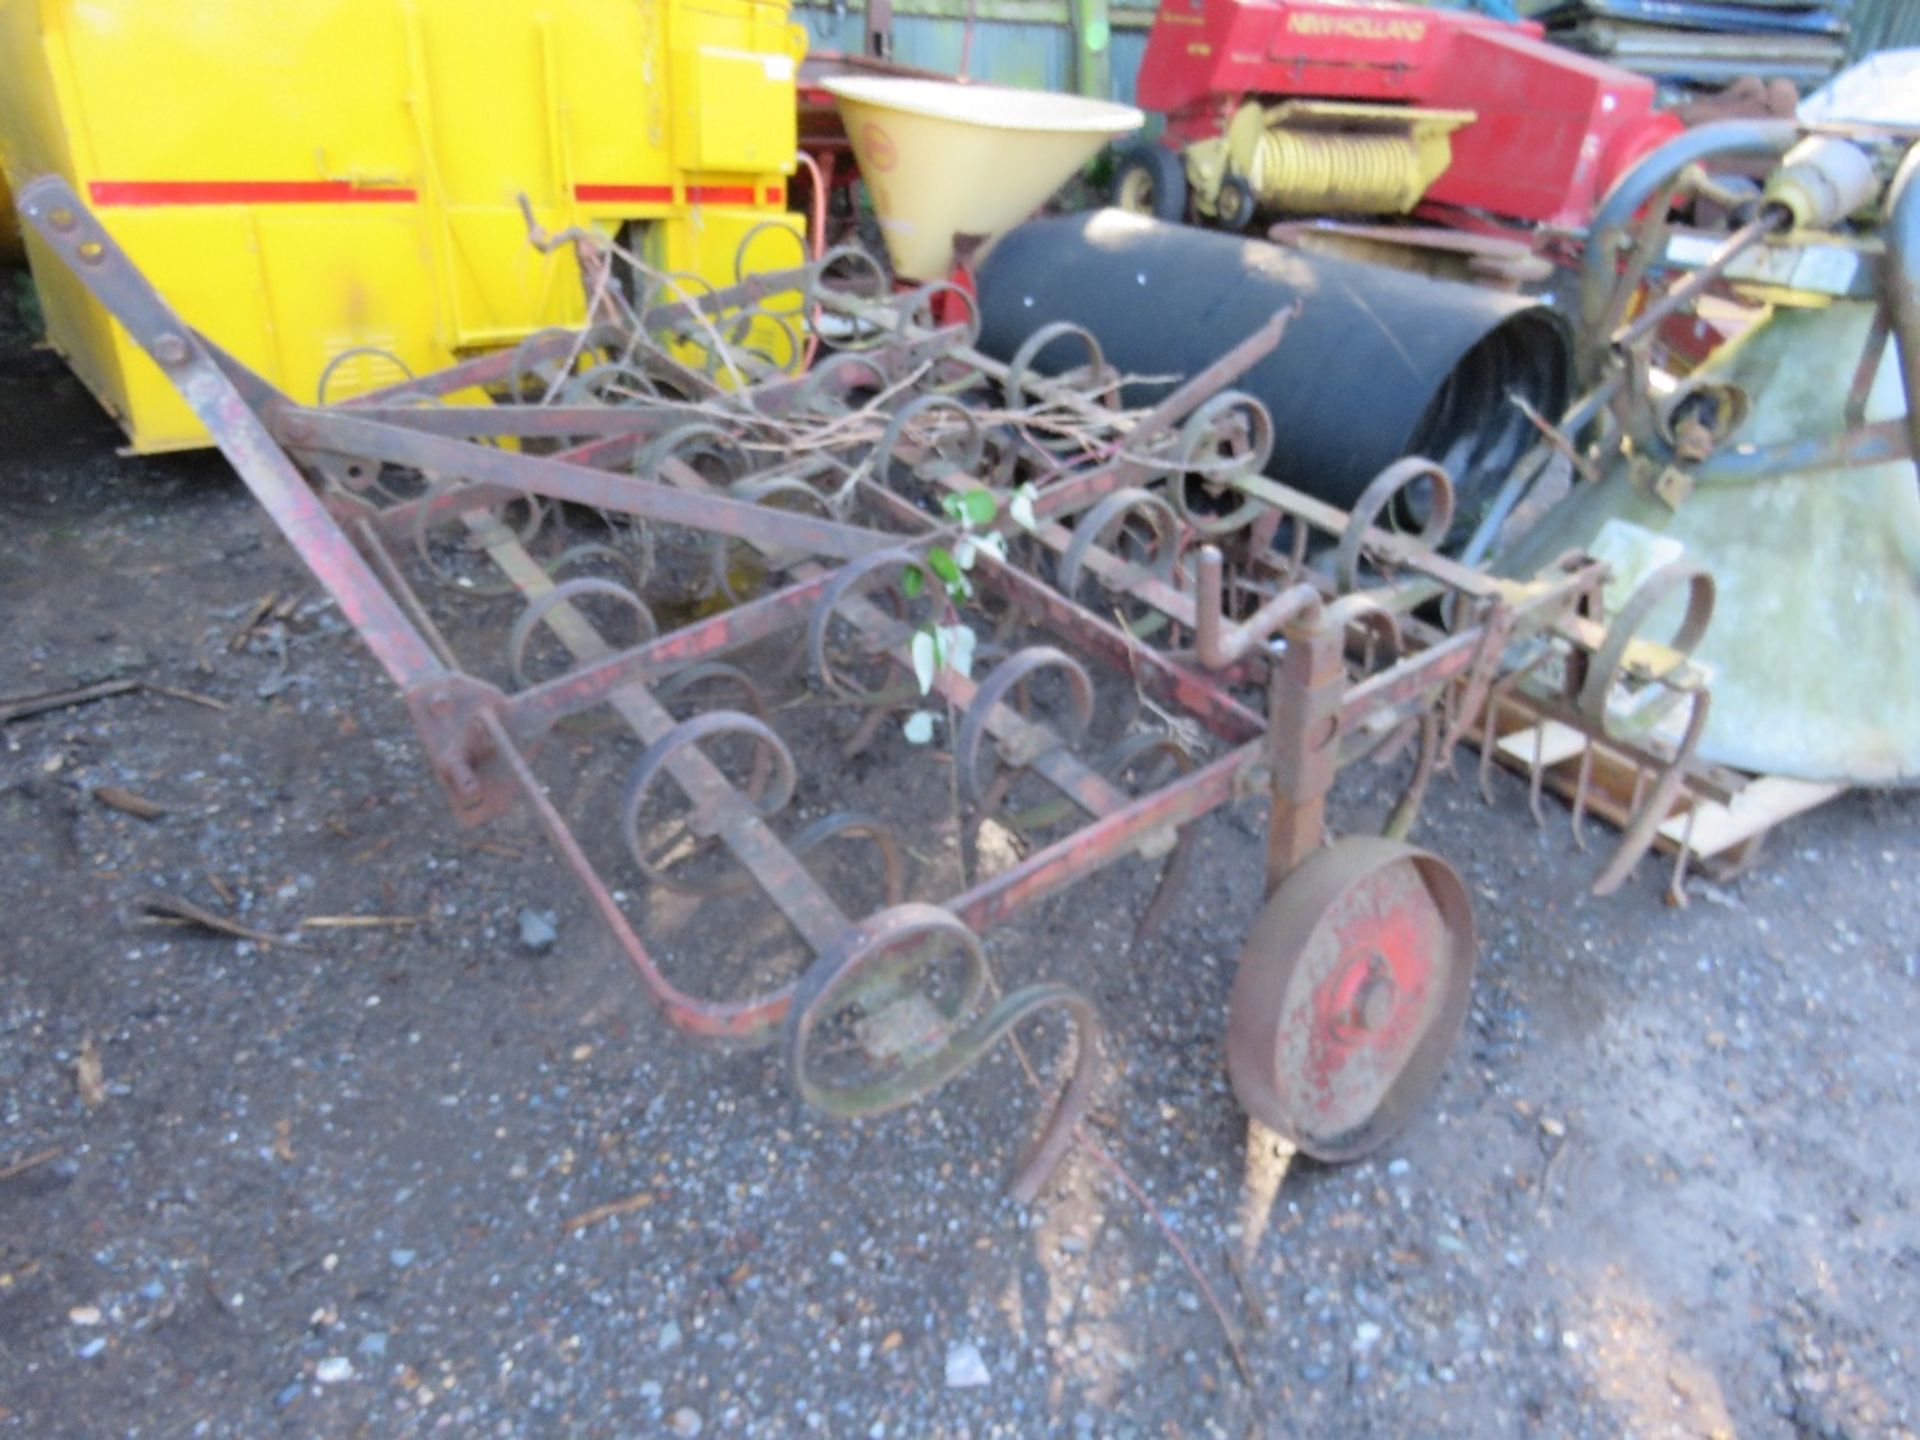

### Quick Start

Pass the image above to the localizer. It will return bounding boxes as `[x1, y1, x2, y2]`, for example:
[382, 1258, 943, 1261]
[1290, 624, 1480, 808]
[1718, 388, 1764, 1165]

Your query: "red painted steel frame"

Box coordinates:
[13, 175, 1277, 1043]
[17, 170, 1717, 1197]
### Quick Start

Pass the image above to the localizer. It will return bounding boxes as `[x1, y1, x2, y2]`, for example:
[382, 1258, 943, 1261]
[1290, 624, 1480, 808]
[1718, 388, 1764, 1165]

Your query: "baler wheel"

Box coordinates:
[1112, 142, 1187, 223]
[1215, 175, 1257, 232]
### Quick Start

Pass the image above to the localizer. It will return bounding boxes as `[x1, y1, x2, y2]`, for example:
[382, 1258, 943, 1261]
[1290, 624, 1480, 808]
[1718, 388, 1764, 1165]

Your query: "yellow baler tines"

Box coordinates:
[0, 0, 805, 451]
[1184, 100, 1473, 222]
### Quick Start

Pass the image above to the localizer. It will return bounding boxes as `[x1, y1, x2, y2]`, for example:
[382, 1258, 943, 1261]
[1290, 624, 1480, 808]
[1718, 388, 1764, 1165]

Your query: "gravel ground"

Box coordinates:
[2, 274, 1917, 1439]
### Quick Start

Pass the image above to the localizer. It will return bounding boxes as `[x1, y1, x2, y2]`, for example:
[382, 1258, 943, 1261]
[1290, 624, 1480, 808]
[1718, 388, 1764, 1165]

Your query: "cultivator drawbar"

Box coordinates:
[21, 175, 1717, 1196]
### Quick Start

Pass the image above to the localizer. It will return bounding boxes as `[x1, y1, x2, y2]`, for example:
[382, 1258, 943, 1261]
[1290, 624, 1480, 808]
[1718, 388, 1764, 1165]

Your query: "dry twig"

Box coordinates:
[0, 679, 138, 725]
[560, 1190, 655, 1234]
[143, 682, 231, 713]
[0, 1146, 64, 1183]
[228, 592, 278, 651]
[299, 914, 428, 930]
[93, 786, 171, 820]
[135, 892, 296, 949]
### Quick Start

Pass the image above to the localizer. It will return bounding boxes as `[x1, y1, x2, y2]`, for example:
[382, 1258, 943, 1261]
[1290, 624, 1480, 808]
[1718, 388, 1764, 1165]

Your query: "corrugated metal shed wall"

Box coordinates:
[795, 1, 1155, 104]
[1847, 0, 1920, 60]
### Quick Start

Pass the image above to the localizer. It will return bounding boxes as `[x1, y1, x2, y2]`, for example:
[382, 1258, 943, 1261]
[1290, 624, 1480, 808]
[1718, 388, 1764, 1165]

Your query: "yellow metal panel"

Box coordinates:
[676, 46, 798, 172]
[560, 0, 674, 190]
[19, 229, 137, 428]
[414, 2, 556, 204]
[50, 5, 418, 187]
[652, 208, 803, 286]
[0, 0, 806, 450]
[247, 209, 447, 406]
[18, 206, 281, 449]
[1, 172, 21, 263]
[440, 209, 590, 347]
[0, 0, 84, 183]
[667, 0, 804, 176]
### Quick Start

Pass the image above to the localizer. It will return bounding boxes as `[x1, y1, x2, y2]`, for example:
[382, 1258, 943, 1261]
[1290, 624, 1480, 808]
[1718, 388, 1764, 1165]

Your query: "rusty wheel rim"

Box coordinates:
[1225, 838, 1476, 1161]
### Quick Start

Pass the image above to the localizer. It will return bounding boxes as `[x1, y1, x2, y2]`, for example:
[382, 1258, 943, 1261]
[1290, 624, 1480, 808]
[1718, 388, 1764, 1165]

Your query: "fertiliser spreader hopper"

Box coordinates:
[19, 173, 1715, 1197]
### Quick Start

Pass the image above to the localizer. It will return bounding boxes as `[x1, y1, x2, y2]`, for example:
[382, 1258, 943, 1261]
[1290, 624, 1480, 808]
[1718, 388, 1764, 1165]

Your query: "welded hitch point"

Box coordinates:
[404, 676, 521, 827]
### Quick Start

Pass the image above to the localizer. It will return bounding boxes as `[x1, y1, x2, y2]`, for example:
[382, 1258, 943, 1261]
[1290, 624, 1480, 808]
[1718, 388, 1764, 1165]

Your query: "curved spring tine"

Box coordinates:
[1055, 487, 1180, 601]
[787, 810, 912, 909]
[1591, 687, 1711, 897]
[1575, 560, 1715, 733]
[1382, 710, 1443, 842]
[954, 646, 1096, 805]
[786, 902, 1101, 1203]
[1334, 457, 1455, 594]
[653, 661, 771, 721]
[620, 710, 797, 896]
[506, 577, 658, 690]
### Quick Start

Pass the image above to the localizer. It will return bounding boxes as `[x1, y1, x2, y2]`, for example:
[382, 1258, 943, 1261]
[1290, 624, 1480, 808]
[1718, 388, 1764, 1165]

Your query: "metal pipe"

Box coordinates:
[1194, 545, 1322, 669]
[1069, 0, 1110, 99]
[1693, 416, 1911, 483]
[1458, 443, 1554, 568]
[1578, 120, 1800, 375]
[1885, 142, 1920, 470]
[1609, 212, 1782, 354]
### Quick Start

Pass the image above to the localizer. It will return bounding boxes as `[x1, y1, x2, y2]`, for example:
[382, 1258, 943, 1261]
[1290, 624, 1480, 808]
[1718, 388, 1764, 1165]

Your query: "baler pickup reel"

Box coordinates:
[19, 174, 1717, 1199]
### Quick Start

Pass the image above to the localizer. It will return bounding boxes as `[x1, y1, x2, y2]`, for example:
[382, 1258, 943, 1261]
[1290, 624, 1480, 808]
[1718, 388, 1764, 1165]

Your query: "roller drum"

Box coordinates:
[976, 210, 1571, 530]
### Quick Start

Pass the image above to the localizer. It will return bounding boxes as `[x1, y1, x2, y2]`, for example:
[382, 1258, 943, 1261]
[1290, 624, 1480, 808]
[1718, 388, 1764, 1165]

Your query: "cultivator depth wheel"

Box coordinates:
[1226, 837, 1476, 1161]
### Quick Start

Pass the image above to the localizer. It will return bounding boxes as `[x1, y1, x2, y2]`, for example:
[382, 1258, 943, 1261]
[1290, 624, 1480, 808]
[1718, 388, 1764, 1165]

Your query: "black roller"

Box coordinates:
[977, 210, 1571, 531]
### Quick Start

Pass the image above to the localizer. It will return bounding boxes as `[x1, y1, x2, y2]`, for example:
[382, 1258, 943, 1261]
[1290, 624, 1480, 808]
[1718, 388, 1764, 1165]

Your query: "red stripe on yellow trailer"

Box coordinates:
[575, 183, 675, 204]
[687, 185, 756, 205]
[88, 180, 417, 206]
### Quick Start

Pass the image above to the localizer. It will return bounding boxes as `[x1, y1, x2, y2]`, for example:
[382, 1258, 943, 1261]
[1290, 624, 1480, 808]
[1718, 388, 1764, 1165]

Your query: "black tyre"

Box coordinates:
[1215, 174, 1257, 232]
[1111, 142, 1188, 223]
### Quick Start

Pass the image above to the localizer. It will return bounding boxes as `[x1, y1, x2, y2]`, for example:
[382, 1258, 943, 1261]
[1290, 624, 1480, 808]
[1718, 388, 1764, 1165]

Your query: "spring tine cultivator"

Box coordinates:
[20, 174, 1723, 1195]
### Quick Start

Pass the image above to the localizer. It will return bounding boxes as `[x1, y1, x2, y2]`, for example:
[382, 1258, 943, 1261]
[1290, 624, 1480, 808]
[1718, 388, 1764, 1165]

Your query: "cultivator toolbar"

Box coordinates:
[21, 175, 1718, 1196]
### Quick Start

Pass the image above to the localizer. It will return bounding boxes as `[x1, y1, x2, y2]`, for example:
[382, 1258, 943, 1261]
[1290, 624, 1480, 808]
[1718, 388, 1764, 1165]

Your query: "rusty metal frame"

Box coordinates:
[19, 174, 1720, 1198]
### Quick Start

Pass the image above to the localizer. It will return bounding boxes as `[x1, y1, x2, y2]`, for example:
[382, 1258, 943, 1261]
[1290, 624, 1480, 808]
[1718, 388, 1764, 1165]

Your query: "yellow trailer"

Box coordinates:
[0, 0, 806, 450]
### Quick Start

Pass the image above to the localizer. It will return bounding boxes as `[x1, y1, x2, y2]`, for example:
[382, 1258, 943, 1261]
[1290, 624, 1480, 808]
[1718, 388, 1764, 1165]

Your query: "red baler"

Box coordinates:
[1118, 0, 1681, 234]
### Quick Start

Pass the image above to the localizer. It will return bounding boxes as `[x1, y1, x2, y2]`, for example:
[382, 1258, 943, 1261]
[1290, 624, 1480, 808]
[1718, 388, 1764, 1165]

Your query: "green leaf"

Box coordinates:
[960, 489, 998, 528]
[900, 565, 924, 599]
[928, 547, 962, 586]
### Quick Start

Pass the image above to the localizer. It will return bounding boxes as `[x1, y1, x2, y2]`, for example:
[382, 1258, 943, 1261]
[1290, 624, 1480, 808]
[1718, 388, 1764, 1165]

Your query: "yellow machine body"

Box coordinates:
[0, 0, 805, 450]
